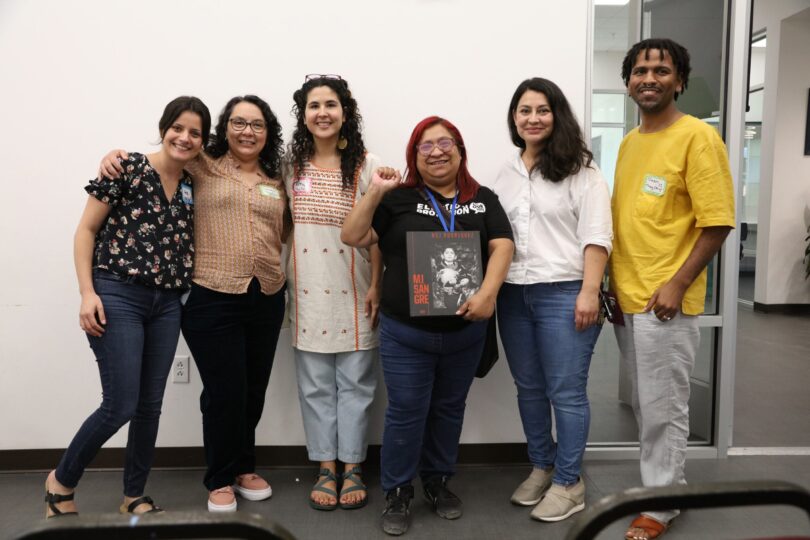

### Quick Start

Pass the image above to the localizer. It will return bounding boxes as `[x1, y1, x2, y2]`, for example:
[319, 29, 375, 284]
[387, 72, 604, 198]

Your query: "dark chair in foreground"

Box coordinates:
[14, 511, 295, 540]
[565, 480, 810, 540]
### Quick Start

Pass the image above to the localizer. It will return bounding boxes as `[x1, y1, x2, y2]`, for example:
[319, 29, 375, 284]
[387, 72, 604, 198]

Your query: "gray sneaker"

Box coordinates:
[510, 467, 553, 506]
[530, 478, 585, 522]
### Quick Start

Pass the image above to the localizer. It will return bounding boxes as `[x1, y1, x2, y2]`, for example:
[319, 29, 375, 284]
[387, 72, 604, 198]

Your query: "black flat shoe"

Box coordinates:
[423, 475, 462, 520]
[119, 495, 164, 514]
[382, 485, 413, 536]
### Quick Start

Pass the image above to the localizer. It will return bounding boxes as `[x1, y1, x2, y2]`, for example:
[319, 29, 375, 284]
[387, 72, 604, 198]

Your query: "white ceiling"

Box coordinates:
[594, 4, 632, 52]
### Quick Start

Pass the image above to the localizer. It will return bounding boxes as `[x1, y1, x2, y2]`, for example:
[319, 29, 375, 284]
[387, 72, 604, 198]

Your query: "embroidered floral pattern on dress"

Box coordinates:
[291, 166, 357, 228]
[85, 152, 194, 289]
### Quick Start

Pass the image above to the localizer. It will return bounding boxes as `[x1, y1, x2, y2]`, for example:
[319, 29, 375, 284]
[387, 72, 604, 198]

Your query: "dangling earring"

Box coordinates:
[337, 134, 348, 151]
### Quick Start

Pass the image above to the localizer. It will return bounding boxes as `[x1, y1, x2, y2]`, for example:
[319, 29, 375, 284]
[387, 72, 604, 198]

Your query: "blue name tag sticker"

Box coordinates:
[180, 183, 193, 205]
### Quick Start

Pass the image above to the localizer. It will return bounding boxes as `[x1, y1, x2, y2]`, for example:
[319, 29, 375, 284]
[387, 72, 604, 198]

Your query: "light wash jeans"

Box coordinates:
[614, 311, 699, 524]
[294, 348, 377, 463]
[497, 281, 601, 486]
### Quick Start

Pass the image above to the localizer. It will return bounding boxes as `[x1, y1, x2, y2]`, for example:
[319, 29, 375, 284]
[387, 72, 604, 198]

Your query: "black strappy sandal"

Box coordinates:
[45, 484, 78, 519]
[119, 495, 164, 514]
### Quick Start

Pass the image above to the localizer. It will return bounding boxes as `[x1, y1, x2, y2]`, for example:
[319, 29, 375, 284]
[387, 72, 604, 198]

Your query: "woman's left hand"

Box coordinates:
[575, 289, 600, 331]
[456, 292, 495, 321]
[364, 284, 381, 328]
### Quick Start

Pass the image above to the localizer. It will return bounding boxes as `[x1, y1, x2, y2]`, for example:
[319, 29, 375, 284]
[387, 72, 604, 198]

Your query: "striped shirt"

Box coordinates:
[188, 153, 286, 295]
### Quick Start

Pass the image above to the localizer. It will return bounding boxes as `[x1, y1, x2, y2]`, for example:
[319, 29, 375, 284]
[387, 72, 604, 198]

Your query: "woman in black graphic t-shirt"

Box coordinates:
[342, 116, 514, 536]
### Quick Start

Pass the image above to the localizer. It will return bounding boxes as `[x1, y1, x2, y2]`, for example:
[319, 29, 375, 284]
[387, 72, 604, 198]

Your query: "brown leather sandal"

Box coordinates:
[625, 514, 668, 540]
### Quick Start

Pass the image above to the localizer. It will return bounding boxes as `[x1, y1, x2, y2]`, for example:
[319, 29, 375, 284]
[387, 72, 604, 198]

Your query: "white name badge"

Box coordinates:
[642, 174, 667, 197]
[180, 182, 193, 205]
[258, 184, 280, 199]
[292, 177, 312, 194]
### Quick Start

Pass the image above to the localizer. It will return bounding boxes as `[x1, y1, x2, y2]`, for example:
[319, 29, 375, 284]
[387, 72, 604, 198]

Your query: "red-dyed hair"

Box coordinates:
[403, 116, 480, 204]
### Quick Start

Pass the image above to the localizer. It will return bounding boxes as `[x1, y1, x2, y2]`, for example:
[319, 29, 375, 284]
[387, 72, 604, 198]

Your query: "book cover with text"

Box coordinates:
[406, 231, 483, 317]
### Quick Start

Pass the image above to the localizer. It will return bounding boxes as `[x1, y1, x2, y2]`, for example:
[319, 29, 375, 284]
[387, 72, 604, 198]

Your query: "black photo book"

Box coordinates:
[406, 231, 483, 317]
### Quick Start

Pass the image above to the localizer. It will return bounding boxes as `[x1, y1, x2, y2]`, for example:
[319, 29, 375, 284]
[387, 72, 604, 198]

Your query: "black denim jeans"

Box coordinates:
[181, 278, 285, 490]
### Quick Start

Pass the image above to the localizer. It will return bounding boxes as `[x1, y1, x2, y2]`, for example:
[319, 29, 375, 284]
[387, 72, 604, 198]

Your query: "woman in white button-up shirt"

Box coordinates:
[491, 77, 612, 523]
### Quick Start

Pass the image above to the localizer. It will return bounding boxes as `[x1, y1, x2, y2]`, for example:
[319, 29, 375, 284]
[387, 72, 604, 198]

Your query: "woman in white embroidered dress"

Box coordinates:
[285, 74, 386, 510]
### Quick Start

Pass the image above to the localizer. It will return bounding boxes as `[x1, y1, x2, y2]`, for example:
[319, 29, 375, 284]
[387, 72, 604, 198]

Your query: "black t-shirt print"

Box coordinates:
[372, 185, 513, 332]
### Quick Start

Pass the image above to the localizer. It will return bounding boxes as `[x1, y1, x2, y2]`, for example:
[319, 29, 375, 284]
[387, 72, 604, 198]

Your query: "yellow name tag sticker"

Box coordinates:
[642, 174, 667, 197]
[258, 184, 280, 199]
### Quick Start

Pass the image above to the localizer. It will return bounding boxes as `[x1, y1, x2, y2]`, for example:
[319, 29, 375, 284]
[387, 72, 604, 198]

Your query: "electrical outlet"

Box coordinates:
[172, 355, 189, 383]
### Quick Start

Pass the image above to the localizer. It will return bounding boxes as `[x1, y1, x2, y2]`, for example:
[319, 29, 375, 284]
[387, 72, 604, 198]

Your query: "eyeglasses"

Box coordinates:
[417, 137, 458, 156]
[229, 118, 266, 133]
[305, 73, 343, 82]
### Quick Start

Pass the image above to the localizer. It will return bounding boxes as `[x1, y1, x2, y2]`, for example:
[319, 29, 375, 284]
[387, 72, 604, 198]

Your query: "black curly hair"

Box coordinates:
[289, 77, 365, 190]
[507, 78, 593, 183]
[206, 95, 283, 178]
[621, 38, 691, 101]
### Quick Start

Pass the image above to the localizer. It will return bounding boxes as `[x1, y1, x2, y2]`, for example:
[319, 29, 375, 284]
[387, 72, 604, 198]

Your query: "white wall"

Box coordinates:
[753, 0, 810, 305]
[749, 47, 767, 87]
[0, 0, 589, 450]
[593, 51, 625, 91]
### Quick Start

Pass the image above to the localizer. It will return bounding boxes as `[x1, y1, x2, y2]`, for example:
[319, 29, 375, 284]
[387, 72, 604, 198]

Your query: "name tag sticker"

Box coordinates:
[292, 178, 312, 194]
[180, 182, 193, 205]
[642, 174, 667, 197]
[258, 184, 280, 199]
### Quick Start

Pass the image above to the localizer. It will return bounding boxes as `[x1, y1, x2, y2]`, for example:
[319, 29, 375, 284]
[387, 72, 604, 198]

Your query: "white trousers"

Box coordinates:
[614, 311, 699, 524]
[294, 348, 377, 463]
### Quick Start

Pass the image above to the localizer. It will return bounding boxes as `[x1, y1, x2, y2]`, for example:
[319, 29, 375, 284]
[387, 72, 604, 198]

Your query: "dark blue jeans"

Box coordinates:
[55, 270, 182, 497]
[497, 281, 601, 486]
[379, 314, 486, 492]
[181, 279, 285, 491]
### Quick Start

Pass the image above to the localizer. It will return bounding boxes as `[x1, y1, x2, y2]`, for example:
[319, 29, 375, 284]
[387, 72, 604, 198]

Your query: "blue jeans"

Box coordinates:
[55, 270, 182, 496]
[497, 281, 601, 486]
[379, 314, 486, 492]
[181, 279, 285, 490]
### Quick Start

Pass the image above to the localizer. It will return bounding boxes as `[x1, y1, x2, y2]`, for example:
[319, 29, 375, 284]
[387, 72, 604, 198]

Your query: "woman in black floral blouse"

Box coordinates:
[44, 96, 211, 517]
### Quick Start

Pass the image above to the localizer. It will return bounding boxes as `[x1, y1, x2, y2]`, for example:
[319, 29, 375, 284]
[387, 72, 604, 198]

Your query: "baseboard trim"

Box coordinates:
[728, 447, 810, 456]
[0, 444, 531, 472]
[752, 302, 810, 315]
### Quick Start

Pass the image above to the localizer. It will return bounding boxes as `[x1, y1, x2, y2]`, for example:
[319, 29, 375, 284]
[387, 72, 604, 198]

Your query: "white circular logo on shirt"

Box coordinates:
[469, 202, 486, 214]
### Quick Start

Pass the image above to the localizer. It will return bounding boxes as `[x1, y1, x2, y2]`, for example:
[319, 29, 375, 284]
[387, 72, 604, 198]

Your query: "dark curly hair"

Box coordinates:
[289, 77, 365, 190]
[621, 38, 691, 101]
[507, 78, 593, 183]
[206, 95, 283, 178]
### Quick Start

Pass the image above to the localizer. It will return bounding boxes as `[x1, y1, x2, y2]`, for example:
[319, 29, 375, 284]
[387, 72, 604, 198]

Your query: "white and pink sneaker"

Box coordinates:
[233, 473, 273, 501]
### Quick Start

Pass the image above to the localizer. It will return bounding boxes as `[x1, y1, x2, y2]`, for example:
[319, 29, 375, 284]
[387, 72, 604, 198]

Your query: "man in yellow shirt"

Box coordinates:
[610, 38, 735, 540]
